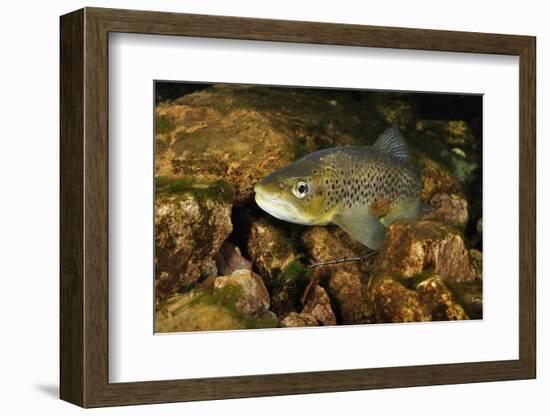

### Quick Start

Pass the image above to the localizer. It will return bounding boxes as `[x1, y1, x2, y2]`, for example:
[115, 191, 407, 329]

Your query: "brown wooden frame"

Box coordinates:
[60, 7, 536, 408]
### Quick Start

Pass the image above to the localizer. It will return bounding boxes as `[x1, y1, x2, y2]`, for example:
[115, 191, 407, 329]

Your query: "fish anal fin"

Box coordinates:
[333, 209, 386, 250]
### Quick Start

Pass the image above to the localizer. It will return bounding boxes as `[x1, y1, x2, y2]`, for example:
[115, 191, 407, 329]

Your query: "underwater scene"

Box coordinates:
[154, 82, 483, 333]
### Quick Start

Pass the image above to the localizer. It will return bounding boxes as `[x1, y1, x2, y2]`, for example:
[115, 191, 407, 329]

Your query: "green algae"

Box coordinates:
[188, 285, 278, 330]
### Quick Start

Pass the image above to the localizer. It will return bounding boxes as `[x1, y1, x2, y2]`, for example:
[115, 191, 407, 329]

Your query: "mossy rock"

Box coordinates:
[155, 181, 233, 301]
[155, 290, 245, 332]
[156, 282, 279, 333]
[155, 84, 386, 203]
[246, 217, 303, 288]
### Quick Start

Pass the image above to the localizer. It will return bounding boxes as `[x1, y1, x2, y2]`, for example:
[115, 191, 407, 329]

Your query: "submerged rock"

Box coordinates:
[213, 269, 270, 316]
[374, 98, 415, 132]
[368, 275, 431, 323]
[418, 156, 463, 202]
[214, 240, 252, 276]
[155, 85, 384, 204]
[155, 290, 244, 333]
[155, 180, 233, 300]
[270, 281, 302, 317]
[374, 220, 476, 284]
[416, 120, 475, 146]
[246, 218, 300, 288]
[280, 312, 319, 328]
[449, 280, 483, 319]
[423, 192, 469, 228]
[156, 271, 278, 333]
[327, 270, 373, 324]
[414, 274, 468, 321]
[301, 227, 373, 324]
[469, 249, 483, 280]
[301, 284, 337, 326]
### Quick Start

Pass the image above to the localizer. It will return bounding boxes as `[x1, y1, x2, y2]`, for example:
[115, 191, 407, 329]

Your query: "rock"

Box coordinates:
[418, 156, 463, 202]
[280, 312, 319, 328]
[270, 281, 302, 317]
[423, 192, 469, 228]
[155, 290, 244, 332]
[301, 227, 373, 324]
[449, 280, 483, 319]
[246, 218, 301, 288]
[416, 120, 475, 146]
[469, 249, 483, 280]
[156, 275, 278, 333]
[155, 85, 383, 204]
[413, 120, 479, 185]
[214, 241, 252, 276]
[301, 227, 372, 277]
[301, 284, 337, 326]
[414, 275, 468, 321]
[327, 270, 372, 324]
[374, 98, 415, 131]
[213, 269, 270, 316]
[155, 180, 233, 300]
[374, 220, 476, 283]
[368, 275, 431, 323]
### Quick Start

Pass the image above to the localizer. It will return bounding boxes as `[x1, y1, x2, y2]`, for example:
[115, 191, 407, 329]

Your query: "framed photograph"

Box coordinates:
[60, 7, 536, 407]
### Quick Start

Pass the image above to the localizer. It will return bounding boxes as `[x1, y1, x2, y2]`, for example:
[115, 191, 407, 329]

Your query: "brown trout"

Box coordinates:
[254, 127, 423, 249]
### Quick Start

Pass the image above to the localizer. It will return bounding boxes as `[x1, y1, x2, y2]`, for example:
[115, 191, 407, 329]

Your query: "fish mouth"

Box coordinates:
[254, 187, 307, 225]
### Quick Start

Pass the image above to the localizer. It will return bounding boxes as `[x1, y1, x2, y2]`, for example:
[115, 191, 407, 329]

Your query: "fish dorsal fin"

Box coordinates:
[333, 208, 386, 250]
[373, 127, 409, 161]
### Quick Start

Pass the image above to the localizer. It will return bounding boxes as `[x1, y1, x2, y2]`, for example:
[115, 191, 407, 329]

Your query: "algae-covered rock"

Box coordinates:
[155, 178, 233, 300]
[213, 269, 270, 316]
[156, 274, 278, 333]
[368, 275, 431, 323]
[155, 290, 244, 333]
[280, 312, 319, 328]
[423, 192, 469, 228]
[155, 85, 384, 204]
[246, 218, 300, 288]
[301, 284, 337, 326]
[414, 274, 468, 321]
[374, 220, 476, 283]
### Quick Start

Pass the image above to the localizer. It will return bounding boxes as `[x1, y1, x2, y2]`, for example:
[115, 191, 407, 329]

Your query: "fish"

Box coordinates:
[253, 127, 424, 250]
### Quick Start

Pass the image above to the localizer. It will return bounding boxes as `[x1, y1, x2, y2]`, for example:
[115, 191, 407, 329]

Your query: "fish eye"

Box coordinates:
[293, 181, 309, 199]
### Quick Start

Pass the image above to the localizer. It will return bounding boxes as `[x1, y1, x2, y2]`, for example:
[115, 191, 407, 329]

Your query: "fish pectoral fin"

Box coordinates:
[380, 199, 422, 227]
[333, 209, 386, 250]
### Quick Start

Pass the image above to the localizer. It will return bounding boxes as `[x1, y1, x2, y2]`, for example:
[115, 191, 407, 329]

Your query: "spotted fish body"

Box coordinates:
[254, 128, 423, 249]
